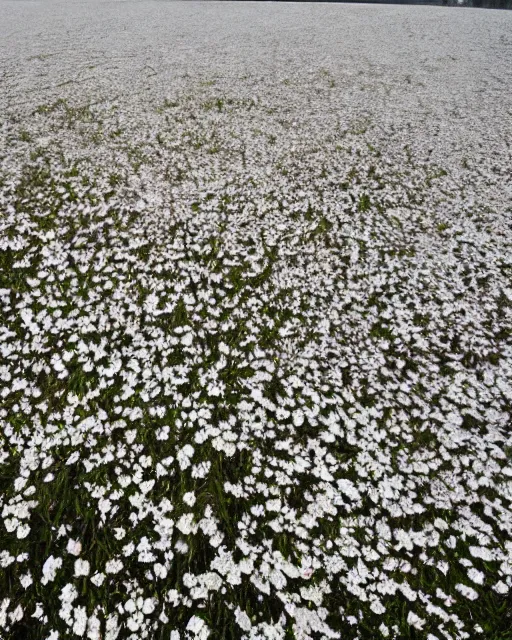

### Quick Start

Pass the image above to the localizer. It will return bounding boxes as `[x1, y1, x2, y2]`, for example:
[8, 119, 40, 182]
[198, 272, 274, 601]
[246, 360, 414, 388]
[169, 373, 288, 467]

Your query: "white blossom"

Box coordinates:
[66, 539, 82, 556]
[41, 556, 63, 585]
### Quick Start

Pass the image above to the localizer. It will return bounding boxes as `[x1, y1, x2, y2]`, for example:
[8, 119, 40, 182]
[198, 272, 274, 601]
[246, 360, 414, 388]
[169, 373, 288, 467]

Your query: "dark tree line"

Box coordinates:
[271, 0, 512, 8]
[469, 0, 512, 7]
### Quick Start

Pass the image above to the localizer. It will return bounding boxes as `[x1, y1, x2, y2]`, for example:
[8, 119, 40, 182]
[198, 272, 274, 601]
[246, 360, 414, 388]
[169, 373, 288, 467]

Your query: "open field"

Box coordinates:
[1, 2, 512, 639]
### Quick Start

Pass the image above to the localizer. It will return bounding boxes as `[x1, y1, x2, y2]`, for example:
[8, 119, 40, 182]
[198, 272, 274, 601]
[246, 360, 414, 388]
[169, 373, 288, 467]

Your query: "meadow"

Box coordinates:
[0, 2, 511, 639]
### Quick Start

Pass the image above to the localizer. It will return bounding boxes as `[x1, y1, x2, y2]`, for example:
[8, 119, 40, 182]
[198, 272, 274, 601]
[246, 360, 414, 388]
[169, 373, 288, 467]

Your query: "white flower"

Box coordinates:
[0, 551, 15, 568]
[41, 556, 62, 584]
[118, 475, 131, 488]
[98, 498, 112, 516]
[5, 518, 18, 533]
[32, 603, 44, 620]
[138, 549, 156, 563]
[370, 599, 386, 615]
[455, 583, 479, 600]
[140, 479, 155, 494]
[251, 504, 265, 517]
[142, 598, 157, 614]
[177, 513, 197, 535]
[90, 573, 105, 587]
[156, 426, 170, 441]
[292, 410, 304, 426]
[407, 611, 426, 630]
[57, 524, 68, 538]
[269, 569, 287, 590]
[66, 539, 82, 556]
[266, 499, 281, 512]
[73, 606, 88, 636]
[399, 582, 418, 602]
[186, 615, 208, 636]
[105, 559, 123, 574]
[181, 333, 193, 347]
[154, 563, 168, 579]
[302, 567, 314, 579]
[66, 451, 80, 465]
[183, 492, 196, 507]
[75, 559, 90, 577]
[467, 567, 484, 585]
[9, 605, 23, 623]
[220, 441, 236, 457]
[175, 540, 189, 554]
[177, 445, 194, 470]
[124, 599, 136, 614]
[493, 581, 509, 594]
[59, 583, 78, 604]
[105, 613, 120, 640]
[20, 572, 33, 589]
[202, 572, 222, 591]
[17, 523, 31, 539]
[219, 342, 230, 355]
[234, 607, 252, 631]
[469, 546, 493, 562]
[433, 518, 449, 531]
[87, 613, 101, 640]
[125, 430, 137, 444]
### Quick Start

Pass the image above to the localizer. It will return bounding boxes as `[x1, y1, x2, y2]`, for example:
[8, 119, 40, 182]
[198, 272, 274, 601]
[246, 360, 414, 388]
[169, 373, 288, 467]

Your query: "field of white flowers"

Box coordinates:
[1, 1, 511, 639]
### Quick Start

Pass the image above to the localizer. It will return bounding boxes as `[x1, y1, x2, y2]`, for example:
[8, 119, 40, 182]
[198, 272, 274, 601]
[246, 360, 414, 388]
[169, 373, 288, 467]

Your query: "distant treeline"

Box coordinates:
[466, 0, 511, 6]
[272, 0, 512, 8]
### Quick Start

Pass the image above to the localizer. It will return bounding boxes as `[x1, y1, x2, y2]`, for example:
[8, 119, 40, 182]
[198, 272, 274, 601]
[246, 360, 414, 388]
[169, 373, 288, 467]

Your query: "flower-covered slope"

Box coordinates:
[1, 3, 512, 640]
